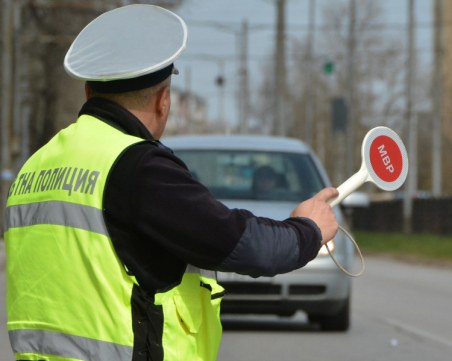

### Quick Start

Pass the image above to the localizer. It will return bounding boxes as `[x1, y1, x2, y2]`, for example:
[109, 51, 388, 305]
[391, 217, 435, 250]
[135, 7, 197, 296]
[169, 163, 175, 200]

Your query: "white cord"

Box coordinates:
[325, 224, 365, 277]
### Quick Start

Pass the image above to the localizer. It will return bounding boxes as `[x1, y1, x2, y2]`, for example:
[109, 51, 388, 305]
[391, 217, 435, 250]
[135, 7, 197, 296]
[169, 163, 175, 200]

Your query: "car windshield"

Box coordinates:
[174, 149, 325, 202]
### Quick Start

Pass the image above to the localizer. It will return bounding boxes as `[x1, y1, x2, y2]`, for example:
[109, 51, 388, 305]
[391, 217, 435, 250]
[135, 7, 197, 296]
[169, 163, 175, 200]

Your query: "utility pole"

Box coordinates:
[13, 0, 30, 168]
[184, 65, 192, 133]
[346, 0, 356, 177]
[403, 0, 417, 234]
[1, 0, 14, 235]
[305, 0, 316, 145]
[239, 20, 250, 134]
[310, 0, 325, 162]
[274, 0, 287, 136]
[432, 0, 443, 196]
[215, 60, 226, 129]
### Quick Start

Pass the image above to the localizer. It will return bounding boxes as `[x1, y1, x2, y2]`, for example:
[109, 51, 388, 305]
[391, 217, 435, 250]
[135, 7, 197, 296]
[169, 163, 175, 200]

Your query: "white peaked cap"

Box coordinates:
[64, 4, 187, 92]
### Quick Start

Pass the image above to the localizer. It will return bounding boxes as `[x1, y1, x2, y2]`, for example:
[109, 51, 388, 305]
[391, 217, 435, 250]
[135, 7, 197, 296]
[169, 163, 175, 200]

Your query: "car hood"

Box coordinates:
[220, 199, 344, 223]
[219, 199, 296, 220]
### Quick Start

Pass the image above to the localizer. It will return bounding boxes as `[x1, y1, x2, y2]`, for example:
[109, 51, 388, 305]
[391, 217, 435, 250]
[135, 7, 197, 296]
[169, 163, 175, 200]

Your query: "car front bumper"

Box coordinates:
[217, 258, 351, 316]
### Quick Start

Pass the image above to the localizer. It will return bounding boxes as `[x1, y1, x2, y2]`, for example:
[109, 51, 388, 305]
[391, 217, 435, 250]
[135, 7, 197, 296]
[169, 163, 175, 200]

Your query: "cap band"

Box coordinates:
[87, 64, 174, 94]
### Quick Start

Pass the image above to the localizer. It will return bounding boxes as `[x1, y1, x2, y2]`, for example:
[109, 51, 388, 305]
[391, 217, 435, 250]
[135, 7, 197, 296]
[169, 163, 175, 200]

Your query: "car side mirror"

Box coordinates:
[341, 191, 370, 208]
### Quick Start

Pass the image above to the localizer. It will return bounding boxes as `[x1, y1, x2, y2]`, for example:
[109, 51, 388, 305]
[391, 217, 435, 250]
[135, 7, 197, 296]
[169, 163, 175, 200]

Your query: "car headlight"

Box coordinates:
[318, 240, 335, 256]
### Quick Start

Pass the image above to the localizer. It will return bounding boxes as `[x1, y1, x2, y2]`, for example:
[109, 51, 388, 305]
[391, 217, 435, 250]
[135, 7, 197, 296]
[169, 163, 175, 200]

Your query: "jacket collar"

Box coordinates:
[79, 97, 155, 141]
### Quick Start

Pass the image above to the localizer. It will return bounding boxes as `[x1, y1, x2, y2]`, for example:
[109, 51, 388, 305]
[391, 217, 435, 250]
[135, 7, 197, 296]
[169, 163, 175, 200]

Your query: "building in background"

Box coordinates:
[441, 0, 452, 194]
[167, 87, 209, 135]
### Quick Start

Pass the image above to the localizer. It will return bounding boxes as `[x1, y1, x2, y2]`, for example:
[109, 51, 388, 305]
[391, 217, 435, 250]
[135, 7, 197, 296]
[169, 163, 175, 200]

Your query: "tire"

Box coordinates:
[308, 297, 350, 331]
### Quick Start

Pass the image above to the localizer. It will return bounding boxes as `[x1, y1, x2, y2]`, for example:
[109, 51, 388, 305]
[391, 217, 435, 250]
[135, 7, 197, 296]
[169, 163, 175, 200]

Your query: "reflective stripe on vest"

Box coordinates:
[9, 329, 132, 361]
[5, 201, 107, 235]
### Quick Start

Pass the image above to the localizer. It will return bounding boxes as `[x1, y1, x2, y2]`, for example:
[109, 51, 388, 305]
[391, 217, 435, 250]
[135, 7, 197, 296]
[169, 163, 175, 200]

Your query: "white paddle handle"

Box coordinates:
[329, 168, 369, 207]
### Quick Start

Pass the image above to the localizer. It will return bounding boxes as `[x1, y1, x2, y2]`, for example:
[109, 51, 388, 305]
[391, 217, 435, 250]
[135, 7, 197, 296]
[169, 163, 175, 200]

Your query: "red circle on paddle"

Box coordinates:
[369, 135, 403, 183]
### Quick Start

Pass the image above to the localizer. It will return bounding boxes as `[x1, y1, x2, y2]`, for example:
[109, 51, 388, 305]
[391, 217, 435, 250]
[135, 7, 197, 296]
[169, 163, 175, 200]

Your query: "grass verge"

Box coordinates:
[354, 231, 452, 266]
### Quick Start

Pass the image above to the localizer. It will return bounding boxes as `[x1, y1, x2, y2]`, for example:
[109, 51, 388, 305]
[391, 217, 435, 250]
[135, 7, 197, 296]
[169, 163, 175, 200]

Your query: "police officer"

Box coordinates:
[4, 5, 338, 361]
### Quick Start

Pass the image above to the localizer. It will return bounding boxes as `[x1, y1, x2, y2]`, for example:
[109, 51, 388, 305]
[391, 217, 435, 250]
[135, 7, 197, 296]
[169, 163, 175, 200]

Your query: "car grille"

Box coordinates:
[289, 285, 326, 295]
[222, 282, 326, 297]
[222, 281, 281, 295]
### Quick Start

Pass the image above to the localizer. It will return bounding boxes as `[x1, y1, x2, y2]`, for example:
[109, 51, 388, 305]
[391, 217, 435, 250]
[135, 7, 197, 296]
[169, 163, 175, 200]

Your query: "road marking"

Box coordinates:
[385, 318, 452, 348]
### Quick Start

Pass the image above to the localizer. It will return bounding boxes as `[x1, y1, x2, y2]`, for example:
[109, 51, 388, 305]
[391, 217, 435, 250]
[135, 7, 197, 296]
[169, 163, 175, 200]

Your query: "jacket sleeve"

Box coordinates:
[218, 217, 322, 277]
[105, 143, 322, 283]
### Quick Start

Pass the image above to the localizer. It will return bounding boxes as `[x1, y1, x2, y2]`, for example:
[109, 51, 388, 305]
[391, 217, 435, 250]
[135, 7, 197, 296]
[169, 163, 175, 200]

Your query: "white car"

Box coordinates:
[163, 134, 357, 331]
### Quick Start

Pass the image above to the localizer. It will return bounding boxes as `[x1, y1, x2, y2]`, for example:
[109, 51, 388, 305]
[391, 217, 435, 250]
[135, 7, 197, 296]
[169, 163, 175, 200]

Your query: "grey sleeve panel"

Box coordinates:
[218, 217, 318, 278]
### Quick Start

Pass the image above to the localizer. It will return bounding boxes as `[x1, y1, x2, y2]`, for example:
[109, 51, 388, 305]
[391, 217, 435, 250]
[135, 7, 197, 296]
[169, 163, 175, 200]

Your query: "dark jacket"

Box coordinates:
[80, 97, 322, 295]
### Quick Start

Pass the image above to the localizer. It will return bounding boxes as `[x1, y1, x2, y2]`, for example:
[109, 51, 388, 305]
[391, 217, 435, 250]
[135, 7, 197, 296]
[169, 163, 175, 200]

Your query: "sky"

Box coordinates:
[169, 0, 434, 129]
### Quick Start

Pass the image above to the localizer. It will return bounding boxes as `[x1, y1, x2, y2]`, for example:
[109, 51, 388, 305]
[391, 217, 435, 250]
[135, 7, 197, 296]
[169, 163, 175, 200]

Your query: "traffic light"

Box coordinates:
[323, 61, 334, 74]
[215, 75, 225, 87]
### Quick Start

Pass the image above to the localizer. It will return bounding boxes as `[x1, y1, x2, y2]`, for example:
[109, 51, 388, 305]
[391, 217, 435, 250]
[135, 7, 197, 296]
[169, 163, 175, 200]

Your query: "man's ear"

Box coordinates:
[155, 85, 171, 119]
[85, 82, 94, 100]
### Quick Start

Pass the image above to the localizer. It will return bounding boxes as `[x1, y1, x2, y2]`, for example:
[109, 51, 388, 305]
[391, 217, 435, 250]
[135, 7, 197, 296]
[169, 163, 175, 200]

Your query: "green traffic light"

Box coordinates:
[323, 62, 334, 74]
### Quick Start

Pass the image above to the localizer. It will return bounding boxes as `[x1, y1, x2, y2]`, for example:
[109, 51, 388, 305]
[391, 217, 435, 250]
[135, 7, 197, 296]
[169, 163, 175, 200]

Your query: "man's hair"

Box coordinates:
[90, 76, 171, 109]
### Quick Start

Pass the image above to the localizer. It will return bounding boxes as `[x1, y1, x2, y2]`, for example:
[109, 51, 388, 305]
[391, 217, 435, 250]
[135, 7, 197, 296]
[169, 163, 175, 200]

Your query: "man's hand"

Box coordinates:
[291, 187, 339, 245]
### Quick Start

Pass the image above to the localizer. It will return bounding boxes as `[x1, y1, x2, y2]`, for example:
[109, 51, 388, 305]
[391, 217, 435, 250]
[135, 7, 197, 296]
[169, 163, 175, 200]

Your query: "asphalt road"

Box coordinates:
[1, 241, 452, 361]
[218, 256, 452, 361]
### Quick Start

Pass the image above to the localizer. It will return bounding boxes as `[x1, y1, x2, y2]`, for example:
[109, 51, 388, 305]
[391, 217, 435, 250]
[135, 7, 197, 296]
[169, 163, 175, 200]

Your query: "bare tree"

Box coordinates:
[286, 0, 429, 183]
[5, 0, 185, 157]
[319, 1, 409, 131]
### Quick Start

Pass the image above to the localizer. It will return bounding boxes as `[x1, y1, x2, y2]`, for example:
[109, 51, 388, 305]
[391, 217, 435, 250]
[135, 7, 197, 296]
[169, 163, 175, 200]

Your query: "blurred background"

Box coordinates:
[2, 2, 452, 360]
[1, 0, 451, 236]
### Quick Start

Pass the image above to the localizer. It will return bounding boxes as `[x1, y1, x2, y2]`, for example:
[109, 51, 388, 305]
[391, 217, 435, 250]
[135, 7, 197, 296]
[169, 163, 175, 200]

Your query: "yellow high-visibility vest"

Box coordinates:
[5, 114, 224, 361]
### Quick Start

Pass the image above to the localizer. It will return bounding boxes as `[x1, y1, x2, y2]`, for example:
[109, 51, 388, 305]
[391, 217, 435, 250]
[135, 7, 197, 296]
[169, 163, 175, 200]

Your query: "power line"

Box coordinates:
[186, 19, 444, 33]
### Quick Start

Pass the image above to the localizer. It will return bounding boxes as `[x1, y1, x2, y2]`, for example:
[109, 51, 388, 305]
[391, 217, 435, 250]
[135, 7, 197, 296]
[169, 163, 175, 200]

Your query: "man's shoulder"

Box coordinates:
[110, 140, 187, 179]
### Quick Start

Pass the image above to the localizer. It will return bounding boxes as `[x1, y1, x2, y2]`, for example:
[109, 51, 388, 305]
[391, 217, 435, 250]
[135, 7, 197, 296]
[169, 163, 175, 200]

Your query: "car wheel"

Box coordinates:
[308, 297, 350, 331]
